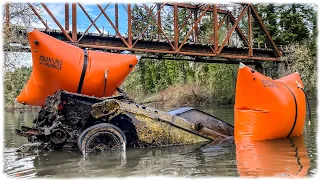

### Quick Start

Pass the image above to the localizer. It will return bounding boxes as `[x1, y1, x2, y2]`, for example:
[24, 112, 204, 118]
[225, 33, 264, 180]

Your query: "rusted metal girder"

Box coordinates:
[132, 4, 158, 47]
[78, 4, 110, 42]
[250, 4, 281, 57]
[72, 3, 77, 42]
[78, 3, 101, 34]
[213, 4, 218, 53]
[248, 6, 253, 56]
[128, 9, 143, 34]
[125, 4, 148, 39]
[208, 14, 227, 44]
[228, 12, 249, 47]
[174, 4, 178, 51]
[141, 56, 258, 65]
[28, 3, 50, 30]
[178, 10, 193, 34]
[218, 5, 249, 53]
[115, 3, 119, 30]
[165, 3, 230, 14]
[97, 4, 129, 47]
[178, 5, 211, 52]
[31, 25, 279, 60]
[142, 3, 175, 50]
[219, 55, 279, 61]
[157, 4, 162, 41]
[218, 14, 228, 29]
[65, 3, 69, 31]
[128, 4, 132, 48]
[227, 15, 230, 46]
[194, 9, 198, 43]
[41, 3, 73, 42]
[76, 40, 277, 60]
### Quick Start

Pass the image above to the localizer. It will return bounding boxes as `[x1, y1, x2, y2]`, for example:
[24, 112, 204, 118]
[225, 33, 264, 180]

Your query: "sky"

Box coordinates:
[33, 3, 130, 35]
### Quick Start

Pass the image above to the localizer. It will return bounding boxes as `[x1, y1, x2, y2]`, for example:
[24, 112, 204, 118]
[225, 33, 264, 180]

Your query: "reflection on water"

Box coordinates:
[3, 103, 317, 177]
[236, 136, 310, 177]
[5, 141, 237, 177]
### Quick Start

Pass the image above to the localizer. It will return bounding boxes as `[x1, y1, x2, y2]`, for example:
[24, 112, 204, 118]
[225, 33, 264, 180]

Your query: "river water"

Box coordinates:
[3, 103, 317, 178]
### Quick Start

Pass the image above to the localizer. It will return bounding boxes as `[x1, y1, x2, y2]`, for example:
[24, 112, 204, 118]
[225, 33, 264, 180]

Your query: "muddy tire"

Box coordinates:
[78, 123, 127, 155]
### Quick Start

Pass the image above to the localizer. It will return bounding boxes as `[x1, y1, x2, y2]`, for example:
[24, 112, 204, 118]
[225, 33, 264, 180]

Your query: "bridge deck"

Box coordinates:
[43, 29, 278, 61]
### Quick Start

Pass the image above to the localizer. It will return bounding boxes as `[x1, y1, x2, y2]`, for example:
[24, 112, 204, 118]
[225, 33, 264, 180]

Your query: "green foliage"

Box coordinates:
[254, 4, 317, 97]
[281, 44, 317, 97]
[123, 60, 238, 105]
[4, 66, 32, 107]
[255, 4, 316, 45]
[255, 4, 282, 44]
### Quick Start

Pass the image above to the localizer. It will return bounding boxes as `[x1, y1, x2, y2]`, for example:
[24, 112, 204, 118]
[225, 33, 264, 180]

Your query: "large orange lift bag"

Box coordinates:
[17, 29, 139, 106]
[234, 63, 306, 141]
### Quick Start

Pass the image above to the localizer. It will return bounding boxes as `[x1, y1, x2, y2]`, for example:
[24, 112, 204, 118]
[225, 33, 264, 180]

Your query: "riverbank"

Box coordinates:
[4, 83, 230, 112]
[128, 83, 317, 109]
[130, 83, 235, 109]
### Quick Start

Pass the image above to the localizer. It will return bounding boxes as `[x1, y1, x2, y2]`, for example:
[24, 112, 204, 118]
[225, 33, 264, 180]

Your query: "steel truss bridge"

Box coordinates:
[4, 3, 283, 64]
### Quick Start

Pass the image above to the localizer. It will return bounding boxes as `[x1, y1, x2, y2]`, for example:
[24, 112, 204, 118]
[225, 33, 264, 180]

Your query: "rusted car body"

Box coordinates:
[16, 90, 233, 155]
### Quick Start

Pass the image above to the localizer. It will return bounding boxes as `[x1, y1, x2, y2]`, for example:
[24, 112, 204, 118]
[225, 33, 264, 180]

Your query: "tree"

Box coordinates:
[3, 3, 41, 108]
[3, 3, 41, 72]
[4, 66, 32, 107]
[279, 4, 310, 44]
[281, 44, 317, 97]
[255, 4, 316, 45]
[255, 4, 282, 44]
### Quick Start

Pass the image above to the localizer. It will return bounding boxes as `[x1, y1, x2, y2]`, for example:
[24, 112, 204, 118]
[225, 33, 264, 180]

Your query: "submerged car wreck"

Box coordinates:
[14, 28, 233, 155]
[16, 90, 234, 155]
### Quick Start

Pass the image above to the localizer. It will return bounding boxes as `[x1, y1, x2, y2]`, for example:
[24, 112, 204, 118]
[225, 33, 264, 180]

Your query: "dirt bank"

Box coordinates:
[133, 83, 232, 109]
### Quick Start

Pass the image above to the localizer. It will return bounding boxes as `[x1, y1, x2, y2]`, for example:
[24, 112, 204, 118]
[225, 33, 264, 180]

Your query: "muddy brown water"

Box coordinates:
[3, 103, 317, 177]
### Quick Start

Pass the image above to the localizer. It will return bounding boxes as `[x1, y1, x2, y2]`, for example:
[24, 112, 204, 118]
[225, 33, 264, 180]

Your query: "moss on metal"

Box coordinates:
[91, 99, 233, 146]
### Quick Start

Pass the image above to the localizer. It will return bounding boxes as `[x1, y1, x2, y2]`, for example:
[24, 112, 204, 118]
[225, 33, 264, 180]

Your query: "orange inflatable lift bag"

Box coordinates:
[17, 29, 139, 106]
[234, 63, 306, 141]
[235, 136, 310, 177]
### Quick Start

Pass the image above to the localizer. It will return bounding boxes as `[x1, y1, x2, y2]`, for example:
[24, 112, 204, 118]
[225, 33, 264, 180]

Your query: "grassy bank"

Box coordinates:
[126, 83, 235, 109]
[122, 60, 238, 108]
